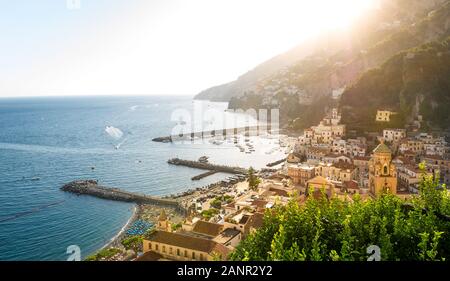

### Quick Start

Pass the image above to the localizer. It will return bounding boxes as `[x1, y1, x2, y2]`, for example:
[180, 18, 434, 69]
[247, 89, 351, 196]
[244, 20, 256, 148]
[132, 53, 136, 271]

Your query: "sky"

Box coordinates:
[0, 0, 376, 97]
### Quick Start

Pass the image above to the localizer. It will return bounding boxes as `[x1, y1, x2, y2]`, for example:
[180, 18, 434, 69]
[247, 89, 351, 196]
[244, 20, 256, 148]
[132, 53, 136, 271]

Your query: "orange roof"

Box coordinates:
[268, 187, 289, 197]
[333, 160, 356, 170]
[135, 251, 163, 261]
[248, 212, 264, 229]
[344, 181, 359, 190]
[192, 220, 224, 237]
[251, 199, 269, 209]
[145, 230, 231, 258]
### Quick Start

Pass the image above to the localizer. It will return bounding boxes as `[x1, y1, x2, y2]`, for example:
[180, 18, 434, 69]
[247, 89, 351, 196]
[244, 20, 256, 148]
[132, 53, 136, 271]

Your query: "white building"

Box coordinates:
[383, 129, 406, 143]
[332, 138, 347, 154]
[310, 122, 346, 144]
[424, 143, 447, 156]
[376, 110, 396, 122]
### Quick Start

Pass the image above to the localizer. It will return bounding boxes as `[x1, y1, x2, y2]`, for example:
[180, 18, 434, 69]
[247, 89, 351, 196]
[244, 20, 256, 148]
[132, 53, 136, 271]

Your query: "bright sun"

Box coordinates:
[305, 0, 377, 29]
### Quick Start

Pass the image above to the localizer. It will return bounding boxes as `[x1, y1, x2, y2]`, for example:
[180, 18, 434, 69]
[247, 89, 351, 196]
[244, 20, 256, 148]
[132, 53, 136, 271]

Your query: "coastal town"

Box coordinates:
[80, 106, 450, 261]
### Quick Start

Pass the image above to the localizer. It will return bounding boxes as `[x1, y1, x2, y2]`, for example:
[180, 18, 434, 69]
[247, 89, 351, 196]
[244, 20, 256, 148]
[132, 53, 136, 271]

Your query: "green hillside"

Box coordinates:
[341, 37, 450, 132]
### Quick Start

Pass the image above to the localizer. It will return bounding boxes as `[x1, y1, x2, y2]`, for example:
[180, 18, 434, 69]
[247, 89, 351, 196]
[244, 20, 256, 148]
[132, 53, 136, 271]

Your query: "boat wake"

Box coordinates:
[0, 200, 65, 223]
[0, 142, 115, 155]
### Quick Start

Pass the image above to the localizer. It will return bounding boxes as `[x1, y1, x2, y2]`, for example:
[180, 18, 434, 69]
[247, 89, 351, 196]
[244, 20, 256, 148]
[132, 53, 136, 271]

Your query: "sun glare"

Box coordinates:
[0, 0, 378, 97]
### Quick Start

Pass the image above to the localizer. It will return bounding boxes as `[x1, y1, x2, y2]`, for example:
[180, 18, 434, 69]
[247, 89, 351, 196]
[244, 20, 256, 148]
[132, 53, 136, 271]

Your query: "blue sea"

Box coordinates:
[0, 95, 285, 261]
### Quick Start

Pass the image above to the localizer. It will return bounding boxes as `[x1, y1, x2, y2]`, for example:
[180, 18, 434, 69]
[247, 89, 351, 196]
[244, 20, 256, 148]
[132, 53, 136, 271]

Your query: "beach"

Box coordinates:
[95, 176, 245, 261]
[96, 203, 185, 260]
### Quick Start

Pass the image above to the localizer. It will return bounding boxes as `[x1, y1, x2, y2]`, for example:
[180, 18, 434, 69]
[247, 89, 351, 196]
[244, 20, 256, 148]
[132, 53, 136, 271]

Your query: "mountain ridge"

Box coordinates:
[194, 0, 450, 131]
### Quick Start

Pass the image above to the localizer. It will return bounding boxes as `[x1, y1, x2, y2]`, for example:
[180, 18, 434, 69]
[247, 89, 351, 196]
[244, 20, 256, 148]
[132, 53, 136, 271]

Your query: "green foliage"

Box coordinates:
[210, 195, 234, 209]
[248, 167, 261, 190]
[290, 96, 335, 131]
[171, 222, 182, 231]
[341, 36, 450, 131]
[230, 174, 450, 261]
[201, 209, 219, 220]
[121, 235, 143, 252]
[85, 248, 122, 261]
[211, 251, 226, 261]
[210, 199, 222, 209]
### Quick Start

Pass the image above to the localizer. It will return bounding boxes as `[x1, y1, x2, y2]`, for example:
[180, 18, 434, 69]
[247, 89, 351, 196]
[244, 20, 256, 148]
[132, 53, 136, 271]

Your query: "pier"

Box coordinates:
[61, 180, 187, 214]
[152, 124, 279, 142]
[266, 158, 287, 167]
[191, 170, 217, 181]
[167, 158, 248, 175]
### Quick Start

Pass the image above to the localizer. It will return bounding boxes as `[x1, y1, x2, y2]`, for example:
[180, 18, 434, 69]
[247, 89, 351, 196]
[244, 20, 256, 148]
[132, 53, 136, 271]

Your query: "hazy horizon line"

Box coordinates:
[0, 93, 196, 99]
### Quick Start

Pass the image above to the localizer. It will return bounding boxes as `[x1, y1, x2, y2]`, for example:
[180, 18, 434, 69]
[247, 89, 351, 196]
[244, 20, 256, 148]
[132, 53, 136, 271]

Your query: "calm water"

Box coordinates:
[0, 95, 285, 260]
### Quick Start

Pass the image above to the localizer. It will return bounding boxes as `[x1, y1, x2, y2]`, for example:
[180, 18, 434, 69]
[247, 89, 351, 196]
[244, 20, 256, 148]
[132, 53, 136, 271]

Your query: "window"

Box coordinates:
[177, 249, 180, 256]
[148, 243, 152, 250]
[185, 250, 188, 257]
[200, 254, 204, 261]
[192, 252, 196, 260]
[384, 165, 388, 175]
[162, 246, 166, 253]
[169, 247, 172, 254]
[155, 244, 159, 251]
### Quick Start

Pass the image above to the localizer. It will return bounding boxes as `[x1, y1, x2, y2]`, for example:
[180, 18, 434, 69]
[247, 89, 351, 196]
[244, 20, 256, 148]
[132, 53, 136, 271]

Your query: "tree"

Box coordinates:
[248, 167, 261, 191]
[121, 236, 143, 252]
[210, 198, 222, 209]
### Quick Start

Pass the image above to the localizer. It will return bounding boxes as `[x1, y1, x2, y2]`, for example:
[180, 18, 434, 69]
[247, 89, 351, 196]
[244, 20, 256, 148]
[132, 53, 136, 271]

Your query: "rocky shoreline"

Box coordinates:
[61, 180, 187, 215]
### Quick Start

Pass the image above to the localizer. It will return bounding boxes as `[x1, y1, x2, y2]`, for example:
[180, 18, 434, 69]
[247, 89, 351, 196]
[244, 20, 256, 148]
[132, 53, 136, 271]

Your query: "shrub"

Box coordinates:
[121, 236, 143, 252]
[85, 248, 122, 261]
[230, 173, 450, 261]
[201, 209, 219, 220]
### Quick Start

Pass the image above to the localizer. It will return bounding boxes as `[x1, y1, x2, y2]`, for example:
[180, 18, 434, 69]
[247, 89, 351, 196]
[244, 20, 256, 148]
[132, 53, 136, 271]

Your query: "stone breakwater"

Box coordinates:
[152, 126, 263, 143]
[167, 158, 248, 174]
[266, 158, 287, 167]
[61, 180, 187, 215]
[191, 170, 218, 181]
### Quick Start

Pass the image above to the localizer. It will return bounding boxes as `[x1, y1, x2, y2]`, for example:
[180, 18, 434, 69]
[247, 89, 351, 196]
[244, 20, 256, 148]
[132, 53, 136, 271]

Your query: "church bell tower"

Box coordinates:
[369, 140, 397, 197]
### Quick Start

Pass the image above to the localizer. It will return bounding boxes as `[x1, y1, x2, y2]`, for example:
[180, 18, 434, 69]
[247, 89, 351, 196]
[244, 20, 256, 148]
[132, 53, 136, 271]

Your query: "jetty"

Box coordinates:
[191, 170, 217, 181]
[152, 124, 279, 143]
[61, 180, 186, 214]
[167, 158, 248, 175]
[266, 158, 287, 167]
